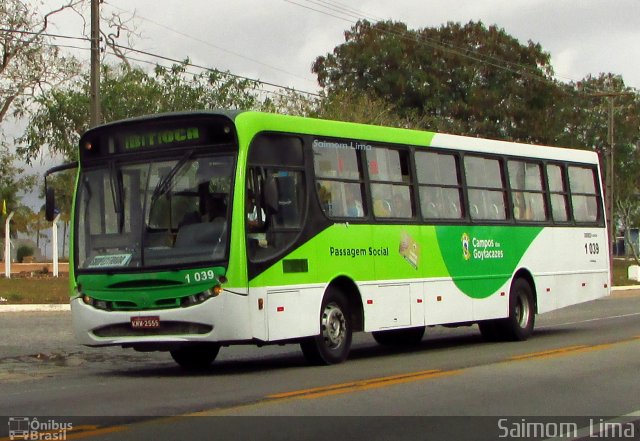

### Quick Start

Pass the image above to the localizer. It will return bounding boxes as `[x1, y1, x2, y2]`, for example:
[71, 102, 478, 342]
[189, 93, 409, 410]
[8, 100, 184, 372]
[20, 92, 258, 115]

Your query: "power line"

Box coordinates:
[104, 1, 317, 86]
[285, 0, 582, 89]
[284, 0, 354, 23]
[0, 27, 89, 42]
[109, 42, 321, 97]
[1, 26, 321, 98]
[38, 40, 314, 102]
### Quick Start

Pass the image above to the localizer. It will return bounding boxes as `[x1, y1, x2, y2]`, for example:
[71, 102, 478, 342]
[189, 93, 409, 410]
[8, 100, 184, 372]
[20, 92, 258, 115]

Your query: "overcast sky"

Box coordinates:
[40, 0, 640, 94]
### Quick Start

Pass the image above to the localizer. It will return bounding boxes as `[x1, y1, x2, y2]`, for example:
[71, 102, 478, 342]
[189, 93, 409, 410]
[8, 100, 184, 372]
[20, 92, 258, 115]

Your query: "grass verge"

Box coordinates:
[0, 276, 70, 304]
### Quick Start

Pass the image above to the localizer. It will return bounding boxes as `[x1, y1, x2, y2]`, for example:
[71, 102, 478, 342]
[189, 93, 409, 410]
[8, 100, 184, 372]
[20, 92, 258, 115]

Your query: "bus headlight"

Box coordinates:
[180, 285, 222, 307]
[81, 294, 110, 311]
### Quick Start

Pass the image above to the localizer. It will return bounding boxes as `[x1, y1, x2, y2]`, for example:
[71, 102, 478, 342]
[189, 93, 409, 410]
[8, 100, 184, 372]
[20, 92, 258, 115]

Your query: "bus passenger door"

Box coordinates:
[244, 134, 313, 342]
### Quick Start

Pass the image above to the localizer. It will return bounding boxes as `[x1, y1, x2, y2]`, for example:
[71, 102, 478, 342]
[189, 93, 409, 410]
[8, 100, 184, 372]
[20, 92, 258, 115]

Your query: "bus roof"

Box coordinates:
[84, 110, 599, 165]
[235, 111, 600, 165]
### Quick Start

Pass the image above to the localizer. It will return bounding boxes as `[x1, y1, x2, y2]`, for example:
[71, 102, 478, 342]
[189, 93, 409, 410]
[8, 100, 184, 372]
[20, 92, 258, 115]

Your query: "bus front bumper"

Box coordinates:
[71, 294, 252, 348]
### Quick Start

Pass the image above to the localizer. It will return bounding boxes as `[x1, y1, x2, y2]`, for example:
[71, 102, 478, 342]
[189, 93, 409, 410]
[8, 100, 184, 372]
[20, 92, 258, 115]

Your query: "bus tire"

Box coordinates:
[170, 343, 220, 369]
[300, 288, 352, 365]
[372, 326, 426, 346]
[500, 278, 535, 341]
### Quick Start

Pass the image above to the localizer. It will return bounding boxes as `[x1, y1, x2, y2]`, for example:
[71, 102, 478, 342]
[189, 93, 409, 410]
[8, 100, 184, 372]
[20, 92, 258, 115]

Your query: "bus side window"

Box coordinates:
[246, 134, 306, 263]
[568, 166, 599, 223]
[464, 156, 507, 221]
[416, 151, 463, 220]
[367, 147, 414, 220]
[547, 164, 569, 222]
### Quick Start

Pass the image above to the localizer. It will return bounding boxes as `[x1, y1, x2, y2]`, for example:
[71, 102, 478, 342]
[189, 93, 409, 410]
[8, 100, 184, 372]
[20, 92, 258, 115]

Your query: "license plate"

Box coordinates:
[131, 316, 160, 329]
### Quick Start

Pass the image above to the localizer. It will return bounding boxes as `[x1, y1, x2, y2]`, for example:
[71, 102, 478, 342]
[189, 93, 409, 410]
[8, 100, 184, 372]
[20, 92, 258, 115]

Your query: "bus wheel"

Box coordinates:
[501, 278, 535, 341]
[300, 288, 352, 365]
[372, 326, 425, 346]
[170, 343, 220, 369]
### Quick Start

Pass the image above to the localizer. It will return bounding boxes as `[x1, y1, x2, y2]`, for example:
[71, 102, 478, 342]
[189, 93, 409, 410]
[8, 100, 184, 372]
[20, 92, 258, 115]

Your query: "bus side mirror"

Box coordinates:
[263, 176, 279, 214]
[43, 161, 79, 222]
[45, 186, 56, 222]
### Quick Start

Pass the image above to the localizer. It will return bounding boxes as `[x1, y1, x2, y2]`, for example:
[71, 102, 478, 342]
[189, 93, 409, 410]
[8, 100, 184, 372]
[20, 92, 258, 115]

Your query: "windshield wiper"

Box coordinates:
[151, 150, 193, 203]
[109, 162, 125, 232]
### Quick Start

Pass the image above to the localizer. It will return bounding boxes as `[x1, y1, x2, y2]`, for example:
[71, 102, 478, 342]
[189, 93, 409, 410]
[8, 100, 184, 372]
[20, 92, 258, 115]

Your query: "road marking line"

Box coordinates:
[267, 369, 439, 398]
[270, 369, 464, 400]
[508, 337, 640, 362]
[537, 311, 640, 329]
[508, 345, 588, 360]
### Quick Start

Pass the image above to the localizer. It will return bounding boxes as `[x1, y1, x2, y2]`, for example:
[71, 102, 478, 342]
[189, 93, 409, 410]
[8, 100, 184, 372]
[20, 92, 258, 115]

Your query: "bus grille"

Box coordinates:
[92, 321, 213, 338]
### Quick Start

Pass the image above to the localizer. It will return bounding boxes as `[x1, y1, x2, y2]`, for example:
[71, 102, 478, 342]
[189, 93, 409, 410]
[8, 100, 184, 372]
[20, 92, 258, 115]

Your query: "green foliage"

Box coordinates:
[314, 89, 424, 128]
[0, 141, 37, 238]
[261, 89, 320, 117]
[313, 20, 561, 143]
[16, 245, 34, 263]
[19, 62, 264, 163]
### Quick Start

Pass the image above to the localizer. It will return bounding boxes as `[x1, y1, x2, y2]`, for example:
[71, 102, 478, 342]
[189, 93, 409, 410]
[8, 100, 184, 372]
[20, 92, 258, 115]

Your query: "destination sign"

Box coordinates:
[124, 127, 201, 150]
[78, 114, 237, 161]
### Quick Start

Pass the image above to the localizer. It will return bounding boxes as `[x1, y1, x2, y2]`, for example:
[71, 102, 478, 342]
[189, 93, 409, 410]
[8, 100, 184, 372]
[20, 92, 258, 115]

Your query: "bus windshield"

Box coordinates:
[76, 154, 234, 271]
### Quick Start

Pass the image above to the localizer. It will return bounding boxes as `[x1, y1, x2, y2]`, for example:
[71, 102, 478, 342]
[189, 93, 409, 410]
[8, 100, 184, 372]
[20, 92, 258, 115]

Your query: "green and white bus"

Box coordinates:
[46, 110, 610, 368]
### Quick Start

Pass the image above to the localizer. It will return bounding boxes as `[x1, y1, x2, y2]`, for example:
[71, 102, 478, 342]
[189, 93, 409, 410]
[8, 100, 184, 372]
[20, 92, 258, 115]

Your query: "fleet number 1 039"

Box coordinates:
[585, 242, 600, 255]
[185, 270, 216, 284]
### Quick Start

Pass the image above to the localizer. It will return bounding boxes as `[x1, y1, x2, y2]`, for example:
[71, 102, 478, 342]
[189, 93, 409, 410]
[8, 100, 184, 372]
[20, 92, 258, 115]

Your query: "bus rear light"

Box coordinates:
[84, 141, 92, 150]
[212, 285, 223, 296]
[366, 300, 373, 305]
[417, 299, 423, 304]
[277, 306, 285, 312]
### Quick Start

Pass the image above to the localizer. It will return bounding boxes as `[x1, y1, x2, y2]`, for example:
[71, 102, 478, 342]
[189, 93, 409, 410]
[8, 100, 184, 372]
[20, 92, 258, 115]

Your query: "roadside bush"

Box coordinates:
[16, 245, 34, 263]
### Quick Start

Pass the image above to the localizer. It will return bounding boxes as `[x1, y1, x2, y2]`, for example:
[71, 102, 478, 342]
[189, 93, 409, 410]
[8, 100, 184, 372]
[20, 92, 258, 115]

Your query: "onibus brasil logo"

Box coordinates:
[461, 232, 504, 261]
[8, 417, 72, 440]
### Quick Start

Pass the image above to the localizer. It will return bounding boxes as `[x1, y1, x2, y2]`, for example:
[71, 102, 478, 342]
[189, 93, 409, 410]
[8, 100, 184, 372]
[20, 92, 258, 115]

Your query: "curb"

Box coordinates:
[0, 304, 71, 313]
[612, 285, 640, 291]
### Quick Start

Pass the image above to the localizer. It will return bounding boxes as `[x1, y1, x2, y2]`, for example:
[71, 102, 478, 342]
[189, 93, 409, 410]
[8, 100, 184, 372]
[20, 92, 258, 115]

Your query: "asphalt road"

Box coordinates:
[1, 292, 639, 440]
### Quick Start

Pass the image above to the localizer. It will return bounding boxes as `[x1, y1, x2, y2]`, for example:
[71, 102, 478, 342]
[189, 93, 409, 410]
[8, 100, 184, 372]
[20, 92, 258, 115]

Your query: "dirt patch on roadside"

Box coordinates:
[610, 288, 640, 298]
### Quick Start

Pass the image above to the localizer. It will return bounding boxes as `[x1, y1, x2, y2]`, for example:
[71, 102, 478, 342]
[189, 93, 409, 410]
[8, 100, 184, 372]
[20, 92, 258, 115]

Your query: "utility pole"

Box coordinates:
[588, 90, 633, 282]
[90, 0, 101, 127]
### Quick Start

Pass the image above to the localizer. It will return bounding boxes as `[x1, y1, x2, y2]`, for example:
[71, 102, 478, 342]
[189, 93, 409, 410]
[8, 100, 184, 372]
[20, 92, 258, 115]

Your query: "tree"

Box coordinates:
[28, 207, 48, 256]
[18, 62, 264, 162]
[0, 142, 37, 239]
[313, 20, 562, 143]
[315, 89, 425, 128]
[559, 74, 640, 249]
[0, 0, 81, 123]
